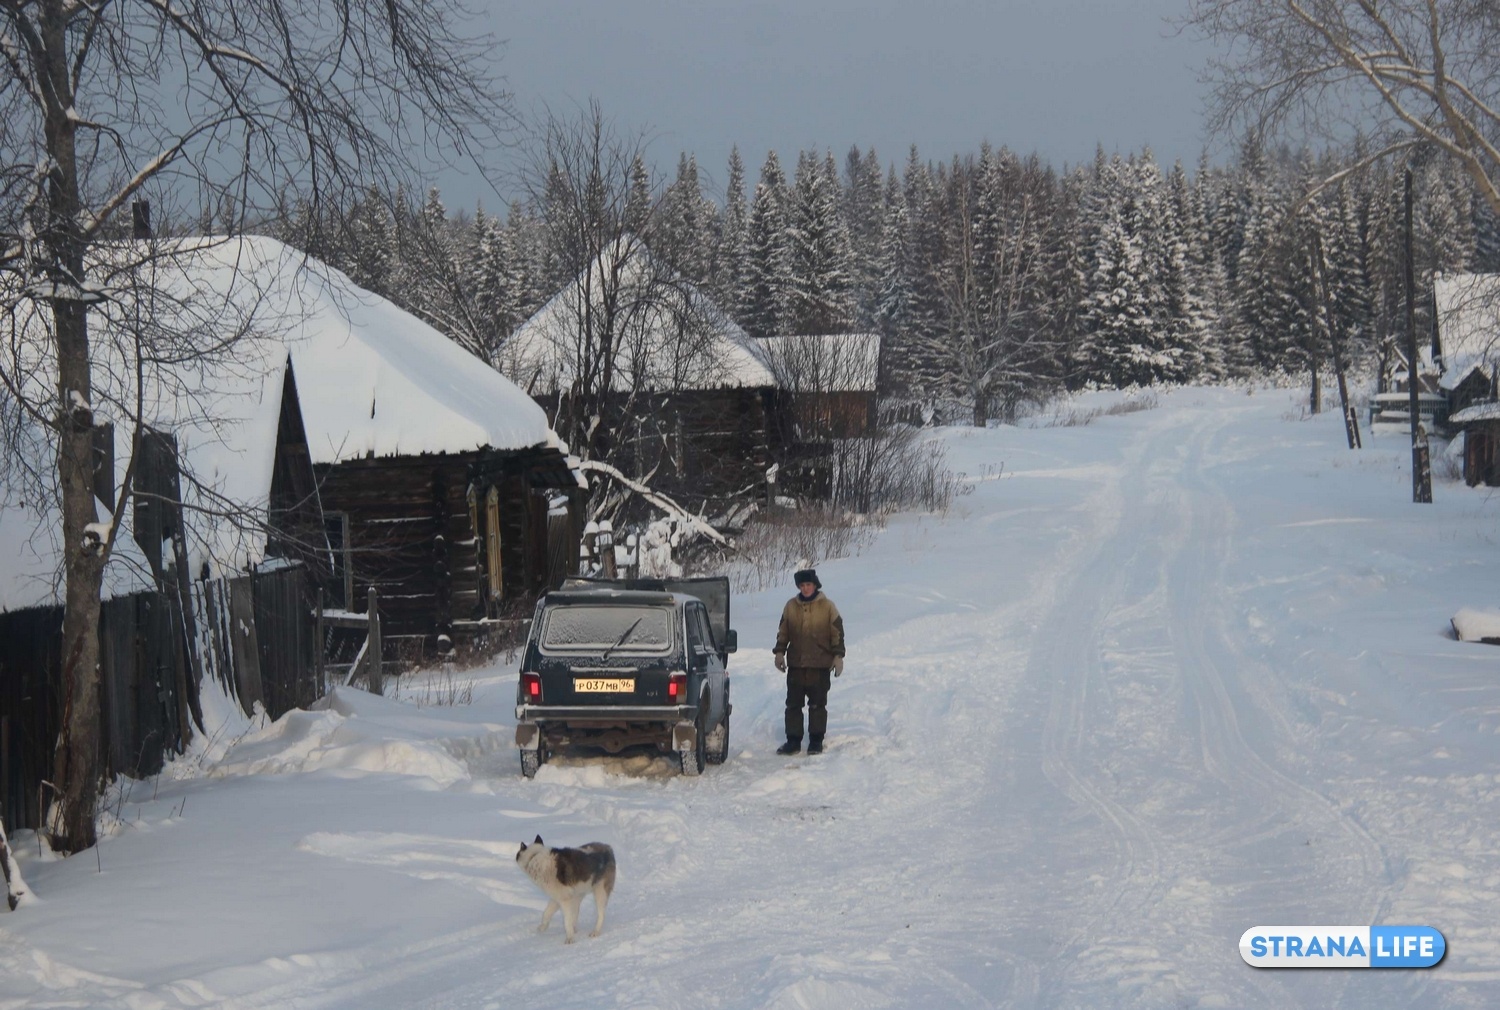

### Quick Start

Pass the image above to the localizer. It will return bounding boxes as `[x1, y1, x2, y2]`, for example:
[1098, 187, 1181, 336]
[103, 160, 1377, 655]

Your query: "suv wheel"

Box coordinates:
[680, 707, 706, 776]
[520, 746, 545, 779]
[704, 708, 730, 765]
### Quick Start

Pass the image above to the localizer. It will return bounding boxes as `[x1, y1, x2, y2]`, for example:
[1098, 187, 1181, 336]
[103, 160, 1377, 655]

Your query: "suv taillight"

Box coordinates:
[667, 672, 686, 701]
[521, 672, 541, 702]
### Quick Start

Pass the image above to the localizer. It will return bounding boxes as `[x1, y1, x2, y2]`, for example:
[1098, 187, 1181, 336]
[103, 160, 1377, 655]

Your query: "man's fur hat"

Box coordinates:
[794, 568, 821, 589]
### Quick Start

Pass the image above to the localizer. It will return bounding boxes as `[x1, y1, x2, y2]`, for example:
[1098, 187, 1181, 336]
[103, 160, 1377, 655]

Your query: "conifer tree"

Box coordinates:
[744, 150, 794, 338]
[789, 150, 855, 334]
[1078, 158, 1161, 386]
[843, 145, 886, 327]
[346, 184, 395, 297]
[472, 209, 518, 361]
[876, 167, 920, 394]
[901, 145, 948, 393]
[624, 155, 651, 236]
[715, 146, 750, 316]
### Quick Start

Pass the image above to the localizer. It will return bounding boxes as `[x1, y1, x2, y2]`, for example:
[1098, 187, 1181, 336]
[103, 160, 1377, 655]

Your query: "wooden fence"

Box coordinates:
[0, 562, 321, 832]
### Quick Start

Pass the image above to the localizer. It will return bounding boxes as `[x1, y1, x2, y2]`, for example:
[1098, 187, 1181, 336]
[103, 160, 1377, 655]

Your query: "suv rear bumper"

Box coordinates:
[516, 703, 694, 723]
[516, 705, 699, 753]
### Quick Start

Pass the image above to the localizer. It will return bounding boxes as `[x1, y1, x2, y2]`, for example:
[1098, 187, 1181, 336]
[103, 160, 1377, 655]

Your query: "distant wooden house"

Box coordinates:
[1422, 273, 1500, 484]
[1415, 273, 1500, 430]
[1448, 402, 1500, 486]
[502, 240, 775, 516]
[503, 242, 900, 516]
[757, 332, 882, 440]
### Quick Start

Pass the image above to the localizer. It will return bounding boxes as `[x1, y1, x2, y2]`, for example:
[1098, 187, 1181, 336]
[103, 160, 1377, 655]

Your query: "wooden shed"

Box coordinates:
[1449, 402, 1500, 487]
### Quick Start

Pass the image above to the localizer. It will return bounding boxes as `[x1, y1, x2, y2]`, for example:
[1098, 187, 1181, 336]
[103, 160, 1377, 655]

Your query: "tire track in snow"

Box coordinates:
[1165, 413, 1400, 1009]
[1024, 412, 1179, 1004]
[1014, 403, 1399, 1008]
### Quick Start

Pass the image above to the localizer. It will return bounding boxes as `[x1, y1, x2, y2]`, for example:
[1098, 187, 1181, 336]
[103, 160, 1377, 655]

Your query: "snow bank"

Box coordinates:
[211, 687, 471, 786]
[1451, 606, 1500, 644]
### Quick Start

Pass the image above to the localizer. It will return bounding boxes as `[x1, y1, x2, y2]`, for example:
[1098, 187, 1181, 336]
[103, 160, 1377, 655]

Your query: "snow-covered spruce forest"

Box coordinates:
[276, 136, 1498, 422]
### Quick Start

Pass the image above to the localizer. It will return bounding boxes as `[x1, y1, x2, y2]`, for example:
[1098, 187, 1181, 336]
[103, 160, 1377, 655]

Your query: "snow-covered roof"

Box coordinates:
[0, 496, 159, 617]
[0, 235, 570, 614]
[501, 238, 774, 394]
[1433, 273, 1500, 391]
[1449, 400, 1500, 425]
[757, 333, 882, 393]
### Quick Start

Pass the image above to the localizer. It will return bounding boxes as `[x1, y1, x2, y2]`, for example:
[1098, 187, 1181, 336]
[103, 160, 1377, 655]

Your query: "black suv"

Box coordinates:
[514, 577, 736, 777]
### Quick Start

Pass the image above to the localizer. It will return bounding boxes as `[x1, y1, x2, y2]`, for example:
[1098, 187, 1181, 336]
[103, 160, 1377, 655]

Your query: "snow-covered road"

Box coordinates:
[4, 386, 1499, 1009]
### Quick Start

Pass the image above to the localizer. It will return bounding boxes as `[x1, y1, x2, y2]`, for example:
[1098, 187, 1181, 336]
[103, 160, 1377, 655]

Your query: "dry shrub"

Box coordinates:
[722, 425, 963, 592]
[829, 424, 963, 515]
[396, 665, 476, 708]
[1040, 392, 1159, 428]
[725, 504, 875, 593]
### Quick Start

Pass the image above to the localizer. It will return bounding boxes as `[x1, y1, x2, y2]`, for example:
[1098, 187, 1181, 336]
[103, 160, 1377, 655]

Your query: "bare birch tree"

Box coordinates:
[0, 0, 507, 854]
[1187, 0, 1500, 216]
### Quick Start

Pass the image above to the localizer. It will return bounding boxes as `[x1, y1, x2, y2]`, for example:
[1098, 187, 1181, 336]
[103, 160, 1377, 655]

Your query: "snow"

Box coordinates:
[148, 235, 557, 468]
[5, 385, 1500, 1007]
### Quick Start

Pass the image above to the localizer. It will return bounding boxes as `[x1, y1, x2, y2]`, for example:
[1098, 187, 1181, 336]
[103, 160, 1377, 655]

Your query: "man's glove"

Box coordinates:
[774, 652, 786, 672]
[833, 657, 844, 677]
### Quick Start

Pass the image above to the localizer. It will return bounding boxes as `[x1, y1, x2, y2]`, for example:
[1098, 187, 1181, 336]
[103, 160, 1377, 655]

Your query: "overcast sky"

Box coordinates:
[442, 0, 1224, 211]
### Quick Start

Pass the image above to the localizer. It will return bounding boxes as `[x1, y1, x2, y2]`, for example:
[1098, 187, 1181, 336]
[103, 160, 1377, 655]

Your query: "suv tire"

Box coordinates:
[680, 706, 707, 776]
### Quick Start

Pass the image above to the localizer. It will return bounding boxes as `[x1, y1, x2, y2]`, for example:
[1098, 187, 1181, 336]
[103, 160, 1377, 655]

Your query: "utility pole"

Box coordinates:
[1405, 169, 1433, 503]
[1312, 233, 1360, 449]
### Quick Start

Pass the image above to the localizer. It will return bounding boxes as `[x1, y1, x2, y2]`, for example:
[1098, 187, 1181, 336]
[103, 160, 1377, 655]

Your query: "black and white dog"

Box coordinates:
[515, 835, 616, 943]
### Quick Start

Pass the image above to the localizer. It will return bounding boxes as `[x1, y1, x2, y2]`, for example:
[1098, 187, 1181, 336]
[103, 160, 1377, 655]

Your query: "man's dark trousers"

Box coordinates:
[784, 666, 830, 741]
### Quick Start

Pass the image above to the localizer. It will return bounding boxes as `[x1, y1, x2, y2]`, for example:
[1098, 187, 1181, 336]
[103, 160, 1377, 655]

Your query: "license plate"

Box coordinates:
[575, 678, 634, 693]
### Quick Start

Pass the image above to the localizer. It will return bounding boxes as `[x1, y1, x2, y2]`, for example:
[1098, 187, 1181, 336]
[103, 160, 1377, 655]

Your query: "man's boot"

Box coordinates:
[807, 734, 824, 755]
[776, 738, 801, 755]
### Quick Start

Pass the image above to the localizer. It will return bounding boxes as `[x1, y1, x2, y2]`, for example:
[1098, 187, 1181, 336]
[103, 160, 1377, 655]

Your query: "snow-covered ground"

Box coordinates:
[5, 385, 1500, 1009]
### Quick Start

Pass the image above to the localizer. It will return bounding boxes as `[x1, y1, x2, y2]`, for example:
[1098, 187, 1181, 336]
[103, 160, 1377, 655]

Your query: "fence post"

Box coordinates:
[599, 520, 617, 578]
[366, 587, 383, 696]
[0, 716, 8, 836]
[0, 811, 18, 911]
[316, 587, 326, 698]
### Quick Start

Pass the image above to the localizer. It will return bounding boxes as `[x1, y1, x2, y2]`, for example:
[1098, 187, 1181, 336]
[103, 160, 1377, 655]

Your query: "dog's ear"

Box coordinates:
[517, 841, 527, 855]
[533, 833, 544, 845]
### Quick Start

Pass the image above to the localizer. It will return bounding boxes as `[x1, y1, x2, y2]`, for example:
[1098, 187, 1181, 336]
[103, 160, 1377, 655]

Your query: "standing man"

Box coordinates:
[772, 568, 845, 755]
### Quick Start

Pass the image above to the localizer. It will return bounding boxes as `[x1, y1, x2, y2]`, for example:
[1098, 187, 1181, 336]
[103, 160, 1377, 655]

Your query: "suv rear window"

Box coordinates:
[539, 605, 674, 654]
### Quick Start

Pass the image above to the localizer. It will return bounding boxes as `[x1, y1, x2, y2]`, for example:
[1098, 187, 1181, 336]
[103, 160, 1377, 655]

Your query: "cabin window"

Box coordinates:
[325, 511, 352, 609]
[485, 487, 503, 601]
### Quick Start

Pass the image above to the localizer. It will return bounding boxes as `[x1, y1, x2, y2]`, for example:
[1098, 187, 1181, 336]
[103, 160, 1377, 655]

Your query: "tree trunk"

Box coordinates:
[1404, 170, 1432, 505]
[43, 0, 106, 854]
